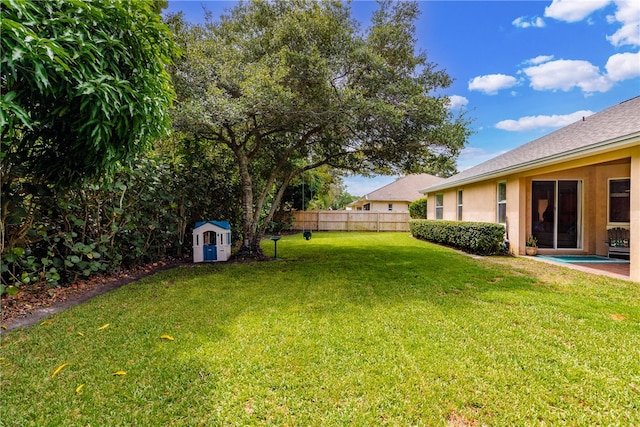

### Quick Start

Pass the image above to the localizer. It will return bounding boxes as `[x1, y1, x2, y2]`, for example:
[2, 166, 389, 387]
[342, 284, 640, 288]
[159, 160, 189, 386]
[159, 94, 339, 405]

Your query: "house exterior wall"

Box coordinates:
[631, 146, 639, 282]
[425, 146, 637, 281]
[352, 200, 410, 212]
[458, 181, 497, 222]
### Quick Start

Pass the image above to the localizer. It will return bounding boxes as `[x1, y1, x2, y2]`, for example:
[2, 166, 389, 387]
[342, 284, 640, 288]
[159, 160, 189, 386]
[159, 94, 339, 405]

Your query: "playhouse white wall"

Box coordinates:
[192, 223, 231, 263]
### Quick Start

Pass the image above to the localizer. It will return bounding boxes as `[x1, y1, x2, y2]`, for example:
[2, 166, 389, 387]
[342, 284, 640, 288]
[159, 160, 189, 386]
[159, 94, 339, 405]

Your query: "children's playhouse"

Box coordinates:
[192, 221, 232, 263]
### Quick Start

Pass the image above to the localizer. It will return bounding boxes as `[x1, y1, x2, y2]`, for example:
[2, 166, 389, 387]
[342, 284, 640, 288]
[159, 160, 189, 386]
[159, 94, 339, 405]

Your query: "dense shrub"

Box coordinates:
[409, 197, 427, 219]
[1, 154, 241, 295]
[410, 219, 505, 255]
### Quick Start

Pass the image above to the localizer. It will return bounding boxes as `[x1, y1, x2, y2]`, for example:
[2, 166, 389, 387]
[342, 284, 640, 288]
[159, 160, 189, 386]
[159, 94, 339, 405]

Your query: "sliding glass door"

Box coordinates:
[532, 180, 582, 249]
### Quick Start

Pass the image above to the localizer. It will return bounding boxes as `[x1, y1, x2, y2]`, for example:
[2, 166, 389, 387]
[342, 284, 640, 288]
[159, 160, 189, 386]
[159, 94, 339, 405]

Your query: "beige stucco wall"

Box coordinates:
[351, 200, 410, 212]
[459, 181, 498, 222]
[631, 146, 639, 282]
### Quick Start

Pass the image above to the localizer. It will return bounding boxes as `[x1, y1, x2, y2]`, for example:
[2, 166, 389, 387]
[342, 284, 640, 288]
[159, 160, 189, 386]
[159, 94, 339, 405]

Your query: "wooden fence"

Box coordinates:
[291, 210, 410, 232]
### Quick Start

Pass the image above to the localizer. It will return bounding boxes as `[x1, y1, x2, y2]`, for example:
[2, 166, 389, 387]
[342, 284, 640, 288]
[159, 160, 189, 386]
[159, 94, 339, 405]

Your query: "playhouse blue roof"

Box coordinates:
[194, 220, 231, 230]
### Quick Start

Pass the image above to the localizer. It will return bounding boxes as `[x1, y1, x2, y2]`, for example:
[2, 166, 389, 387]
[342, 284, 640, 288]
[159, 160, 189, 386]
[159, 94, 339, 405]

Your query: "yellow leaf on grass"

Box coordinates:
[75, 384, 85, 394]
[160, 334, 174, 341]
[97, 323, 110, 330]
[77, 332, 84, 337]
[40, 320, 53, 326]
[51, 363, 71, 378]
[112, 370, 127, 376]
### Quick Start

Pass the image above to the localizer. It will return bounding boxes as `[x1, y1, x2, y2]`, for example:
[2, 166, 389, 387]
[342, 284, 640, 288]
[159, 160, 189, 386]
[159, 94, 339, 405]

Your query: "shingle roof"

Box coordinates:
[353, 173, 445, 203]
[194, 220, 231, 230]
[422, 96, 640, 193]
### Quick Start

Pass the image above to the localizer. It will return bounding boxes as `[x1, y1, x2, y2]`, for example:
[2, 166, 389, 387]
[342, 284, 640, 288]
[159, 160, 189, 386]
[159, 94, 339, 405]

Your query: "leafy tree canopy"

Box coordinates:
[168, 0, 471, 255]
[0, 0, 176, 185]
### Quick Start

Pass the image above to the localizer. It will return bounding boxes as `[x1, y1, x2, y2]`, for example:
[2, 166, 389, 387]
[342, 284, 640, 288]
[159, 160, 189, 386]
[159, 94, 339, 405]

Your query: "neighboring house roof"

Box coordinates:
[422, 96, 640, 193]
[350, 173, 445, 205]
[194, 220, 231, 230]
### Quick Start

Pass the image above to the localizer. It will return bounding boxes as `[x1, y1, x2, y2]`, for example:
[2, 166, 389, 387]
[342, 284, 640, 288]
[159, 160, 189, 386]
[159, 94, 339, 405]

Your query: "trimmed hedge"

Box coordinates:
[410, 219, 505, 255]
[409, 197, 427, 219]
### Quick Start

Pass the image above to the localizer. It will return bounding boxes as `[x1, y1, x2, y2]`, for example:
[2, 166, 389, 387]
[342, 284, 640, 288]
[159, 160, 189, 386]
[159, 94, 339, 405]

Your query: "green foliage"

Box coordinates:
[0, 152, 237, 294]
[1, 129, 243, 295]
[1, 159, 173, 291]
[279, 168, 354, 211]
[408, 197, 427, 219]
[410, 219, 505, 255]
[0, 0, 176, 184]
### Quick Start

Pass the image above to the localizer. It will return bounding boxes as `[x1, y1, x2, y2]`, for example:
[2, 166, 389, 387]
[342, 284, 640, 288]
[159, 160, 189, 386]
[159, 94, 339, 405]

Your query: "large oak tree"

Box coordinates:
[168, 0, 471, 256]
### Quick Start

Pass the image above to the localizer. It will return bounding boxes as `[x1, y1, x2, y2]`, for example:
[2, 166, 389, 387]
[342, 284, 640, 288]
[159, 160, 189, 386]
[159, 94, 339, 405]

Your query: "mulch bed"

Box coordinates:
[1, 258, 188, 333]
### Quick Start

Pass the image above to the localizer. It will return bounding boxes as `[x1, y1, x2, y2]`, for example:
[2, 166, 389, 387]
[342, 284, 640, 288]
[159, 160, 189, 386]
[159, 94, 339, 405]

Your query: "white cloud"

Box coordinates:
[545, 0, 638, 47]
[512, 16, 545, 28]
[522, 59, 613, 93]
[606, 0, 640, 46]
[446, 95, 469, 110]
[524, 55, 555, 65]
[544, 0, 611, 23]
[606, 51, 640, 80]
[468, 74, 519, 95]
[496, 110, 595, 131]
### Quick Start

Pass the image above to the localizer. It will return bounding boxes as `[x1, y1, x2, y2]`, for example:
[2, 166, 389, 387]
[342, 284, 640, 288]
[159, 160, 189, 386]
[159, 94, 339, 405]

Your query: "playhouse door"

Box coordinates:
[203, 244, 217, 261]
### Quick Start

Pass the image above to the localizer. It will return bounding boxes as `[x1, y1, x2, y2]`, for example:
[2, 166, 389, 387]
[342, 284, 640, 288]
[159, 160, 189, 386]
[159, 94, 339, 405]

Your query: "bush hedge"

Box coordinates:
[1, 153, 241, 296]
[408, 197, 427, 219]
[410, 219, 505, 255]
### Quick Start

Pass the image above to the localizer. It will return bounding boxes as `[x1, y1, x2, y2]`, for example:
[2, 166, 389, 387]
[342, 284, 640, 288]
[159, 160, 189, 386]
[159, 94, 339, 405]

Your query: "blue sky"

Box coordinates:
[165, 0, 640, 196]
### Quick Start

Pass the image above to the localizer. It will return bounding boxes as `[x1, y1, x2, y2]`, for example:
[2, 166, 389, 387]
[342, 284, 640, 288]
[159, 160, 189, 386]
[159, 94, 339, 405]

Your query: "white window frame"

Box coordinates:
[608, 177, 631, 226]
[497, 182, 507, 224]
[435, 194, 443, 220]
[457, 190, 463, 221]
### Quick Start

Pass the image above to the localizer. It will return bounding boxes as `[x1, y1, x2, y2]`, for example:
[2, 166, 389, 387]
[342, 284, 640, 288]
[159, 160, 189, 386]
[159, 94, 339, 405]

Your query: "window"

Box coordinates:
[532, 180, 582, 249]
[204, 231, 215, 245]
[609, 178, 630, 223]
[435, 194, 443, 220]
[497, 182, 507, 224]
[457, 190, 463, 221]
[363, 203, 370, 211]
[388, 203, 393, 211]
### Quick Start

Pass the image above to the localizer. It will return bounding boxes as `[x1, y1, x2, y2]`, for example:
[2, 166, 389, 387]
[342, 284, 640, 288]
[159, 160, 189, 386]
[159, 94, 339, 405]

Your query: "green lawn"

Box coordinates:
[2, 232, 639, 425]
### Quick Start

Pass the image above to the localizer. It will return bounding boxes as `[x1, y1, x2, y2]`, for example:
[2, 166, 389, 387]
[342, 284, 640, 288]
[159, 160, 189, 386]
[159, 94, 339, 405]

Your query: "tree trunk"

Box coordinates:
[234, 149, 265, 259]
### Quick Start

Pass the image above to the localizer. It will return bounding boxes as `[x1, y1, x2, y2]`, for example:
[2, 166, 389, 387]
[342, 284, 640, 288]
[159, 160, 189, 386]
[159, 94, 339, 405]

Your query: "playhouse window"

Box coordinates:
[204, 231, 215, 245]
